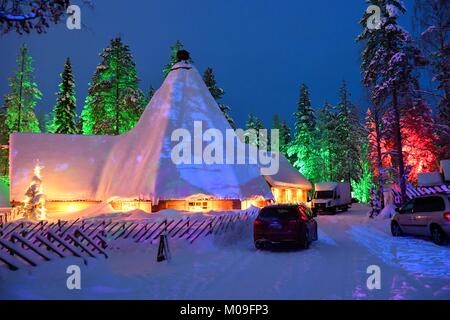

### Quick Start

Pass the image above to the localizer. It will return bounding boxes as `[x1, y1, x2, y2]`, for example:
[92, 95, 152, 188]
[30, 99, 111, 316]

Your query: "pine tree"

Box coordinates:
[51, 58, 77, 134]
[81, 37, 144, 135]
[366, 106, 386, 207]
[0, 109, 9, 176]
[203, 67, 236, 129]
[273, 114, 291, 155]
[351, 143, 373, 203]
[245, 113, 266, 148]
[44, 111, 55, 133]
[287, 84, 321, 183]
[414, 0, 450, 159]
[3, 44, 41, 133]
[163, 40, 192, 78]
[280, 121, 291, 154]
[317, 101, 339, 181]
[358, 0, 427, 204]
[144, 85, 155, 106]
[334, 81, 364, 182]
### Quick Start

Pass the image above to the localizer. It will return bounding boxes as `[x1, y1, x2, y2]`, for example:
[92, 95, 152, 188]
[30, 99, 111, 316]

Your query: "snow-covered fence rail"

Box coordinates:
[0, 219, 109, 271]
[390, 184, 450, 205]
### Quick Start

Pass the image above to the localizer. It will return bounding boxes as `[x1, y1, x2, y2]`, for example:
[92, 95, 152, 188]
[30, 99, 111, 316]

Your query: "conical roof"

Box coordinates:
[10, 62, 273, 203]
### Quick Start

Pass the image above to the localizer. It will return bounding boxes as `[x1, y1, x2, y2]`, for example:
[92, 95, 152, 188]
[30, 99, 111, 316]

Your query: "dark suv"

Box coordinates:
[253, 204, 318, 249]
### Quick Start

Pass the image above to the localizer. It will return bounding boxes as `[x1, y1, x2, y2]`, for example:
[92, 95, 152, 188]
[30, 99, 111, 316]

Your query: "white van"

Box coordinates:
[312, 182, 351, 214]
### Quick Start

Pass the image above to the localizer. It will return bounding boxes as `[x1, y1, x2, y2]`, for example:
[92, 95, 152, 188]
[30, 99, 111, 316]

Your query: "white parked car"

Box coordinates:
[391, 194, 450, 245]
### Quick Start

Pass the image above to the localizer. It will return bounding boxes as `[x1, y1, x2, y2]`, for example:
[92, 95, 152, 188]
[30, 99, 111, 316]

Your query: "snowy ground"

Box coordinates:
[0, 203, 449, 300]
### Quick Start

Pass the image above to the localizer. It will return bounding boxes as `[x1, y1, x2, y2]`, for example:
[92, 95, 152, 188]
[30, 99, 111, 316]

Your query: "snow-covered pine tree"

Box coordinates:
[397, 93, 438, 182]
[272, 114, 291, 155]
[245, 113, 267, 149]
[203, 67, 236, 129]
[81, 37, 145, 135]
[280, 121, 292, 154]
[287, 83, 321, 183]
[414, 0, 450, 160]
[75, 115, 83, 134]
[162, 40, 193, 78]
[3, 44, 41, 133]
[334, 81, 363, 182]
[317, 101, 339, 181]
[358, 0, 427, 204]
[51, 58, 77, 134]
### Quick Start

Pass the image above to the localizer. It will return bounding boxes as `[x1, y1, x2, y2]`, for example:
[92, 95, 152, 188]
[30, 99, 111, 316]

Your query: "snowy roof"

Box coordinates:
[315, 182, 338, 191]
[10, 62, 274, 203]
[263, 154, 312, 190]
[417, 172, 443, 187]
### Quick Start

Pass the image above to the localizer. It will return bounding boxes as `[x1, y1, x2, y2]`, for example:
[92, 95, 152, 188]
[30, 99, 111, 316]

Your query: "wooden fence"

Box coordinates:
[0, 207, 260, 271]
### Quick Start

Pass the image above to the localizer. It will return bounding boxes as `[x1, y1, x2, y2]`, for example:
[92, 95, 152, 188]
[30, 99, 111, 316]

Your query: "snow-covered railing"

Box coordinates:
[391, 184, 450, 205]
[0, 219, 109, 271]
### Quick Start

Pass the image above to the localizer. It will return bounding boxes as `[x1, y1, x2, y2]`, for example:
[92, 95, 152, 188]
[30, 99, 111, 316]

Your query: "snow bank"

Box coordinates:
[376, 204, 397, 220]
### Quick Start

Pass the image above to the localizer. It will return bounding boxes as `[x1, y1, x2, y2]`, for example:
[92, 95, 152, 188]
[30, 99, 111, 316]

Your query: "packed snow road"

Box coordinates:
[0, 204, 449, 299]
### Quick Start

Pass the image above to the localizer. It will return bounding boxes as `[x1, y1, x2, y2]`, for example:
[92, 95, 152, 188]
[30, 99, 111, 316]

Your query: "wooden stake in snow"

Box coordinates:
[157, 222, 171, 262]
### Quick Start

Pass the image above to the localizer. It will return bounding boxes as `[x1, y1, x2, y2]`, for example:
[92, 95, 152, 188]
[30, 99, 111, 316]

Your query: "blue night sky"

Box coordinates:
[0, 0, 416, 129]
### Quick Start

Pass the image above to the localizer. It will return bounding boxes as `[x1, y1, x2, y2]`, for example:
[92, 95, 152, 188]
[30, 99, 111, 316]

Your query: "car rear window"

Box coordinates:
[259, 207, 298, 220]
[414, 196, 445, 212]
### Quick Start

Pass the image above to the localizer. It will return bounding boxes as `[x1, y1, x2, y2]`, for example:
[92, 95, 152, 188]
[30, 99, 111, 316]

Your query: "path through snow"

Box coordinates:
[0, 204, 449, 299]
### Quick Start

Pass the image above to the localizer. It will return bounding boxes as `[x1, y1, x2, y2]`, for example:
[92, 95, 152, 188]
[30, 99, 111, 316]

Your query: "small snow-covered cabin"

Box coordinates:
[263, 154, 312, 204]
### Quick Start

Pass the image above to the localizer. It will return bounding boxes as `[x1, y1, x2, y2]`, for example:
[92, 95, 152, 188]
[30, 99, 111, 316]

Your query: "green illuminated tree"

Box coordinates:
[287, 83, 322, 183]
[3, 44, 41, 133]
[351, 143, 373, 203]
[50, 58, 77, 134]
[203, 67, 236, 129]
[81, 37, 145, 135]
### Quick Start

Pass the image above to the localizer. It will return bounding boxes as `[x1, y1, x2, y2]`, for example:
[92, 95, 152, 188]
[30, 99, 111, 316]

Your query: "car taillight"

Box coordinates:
[254, 219, 263, 226]
[444, 212, 450, 222]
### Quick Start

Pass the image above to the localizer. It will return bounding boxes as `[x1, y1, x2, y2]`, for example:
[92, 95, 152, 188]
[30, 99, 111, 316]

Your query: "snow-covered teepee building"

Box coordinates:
[10, 56, 284, 215]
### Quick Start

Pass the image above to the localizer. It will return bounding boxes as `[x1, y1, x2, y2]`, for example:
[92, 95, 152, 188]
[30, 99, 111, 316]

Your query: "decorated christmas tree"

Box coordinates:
[21, 164, 46, 221]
